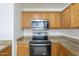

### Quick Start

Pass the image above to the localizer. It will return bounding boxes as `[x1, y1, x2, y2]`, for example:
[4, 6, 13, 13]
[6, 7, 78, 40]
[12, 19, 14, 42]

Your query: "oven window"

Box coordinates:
[34, 47, 47, 56]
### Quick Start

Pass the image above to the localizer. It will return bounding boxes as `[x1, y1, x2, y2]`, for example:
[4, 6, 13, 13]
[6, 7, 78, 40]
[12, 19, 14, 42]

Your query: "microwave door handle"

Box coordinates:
[44, 22, 47, 27]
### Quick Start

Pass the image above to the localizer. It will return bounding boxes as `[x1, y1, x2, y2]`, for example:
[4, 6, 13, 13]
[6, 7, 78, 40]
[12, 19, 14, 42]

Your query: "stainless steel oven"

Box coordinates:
[30, 41, 51, 56]
[32, 19, 49, 30]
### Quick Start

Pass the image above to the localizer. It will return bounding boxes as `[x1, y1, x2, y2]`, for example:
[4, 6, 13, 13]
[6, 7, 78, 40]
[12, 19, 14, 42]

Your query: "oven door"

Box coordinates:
[30, 43, 51, 56]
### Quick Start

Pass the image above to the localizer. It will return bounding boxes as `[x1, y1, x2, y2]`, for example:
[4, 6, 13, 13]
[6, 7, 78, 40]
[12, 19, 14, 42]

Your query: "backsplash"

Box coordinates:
[61, 29, 79, 40]
[24, 29, 79, 39]
[24, 29, 65, 36]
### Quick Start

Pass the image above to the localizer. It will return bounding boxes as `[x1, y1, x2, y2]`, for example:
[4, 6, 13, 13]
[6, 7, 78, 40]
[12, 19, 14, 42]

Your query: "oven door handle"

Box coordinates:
[30, 43, 51, 46]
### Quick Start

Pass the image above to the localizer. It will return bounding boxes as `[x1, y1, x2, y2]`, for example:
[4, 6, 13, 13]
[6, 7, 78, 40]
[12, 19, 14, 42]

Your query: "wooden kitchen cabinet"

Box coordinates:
[49, 12, 61, 28]
[59, 44, 75, 56]
[21, 3, 79, 29]
[21, 12, 49, 29]
[0, 46, 12, 56]
[17, 43, 29, 56]
[62, 6, 71, 28]
[31, 12, 49, 19]
[21, 12, 32, 29]
[51, 43, 75, 56]
[62, 3, 79, 28]
[51, 43, 60, 56]
[71, 3, 79, 28]
[21, 12, 61, 29]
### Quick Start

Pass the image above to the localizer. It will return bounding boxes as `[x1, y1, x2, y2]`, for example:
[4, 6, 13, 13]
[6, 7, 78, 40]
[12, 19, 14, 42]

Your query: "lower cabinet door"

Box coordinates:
[51, 43, 75, 56]
[60, 51, 66, 56]
[51, 43, 60, 56]
[17, 43, 29, 56]
[60, 44, 75, 56]
[62, 48, 75, 56]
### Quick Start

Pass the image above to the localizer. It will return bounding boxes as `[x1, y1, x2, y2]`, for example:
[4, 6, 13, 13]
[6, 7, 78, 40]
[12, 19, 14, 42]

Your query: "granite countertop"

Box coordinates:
[17, 36, 79, 56]
[17, 36, 61, 43]
[17, 37, 31, 43]
[0, 40, 12, 52]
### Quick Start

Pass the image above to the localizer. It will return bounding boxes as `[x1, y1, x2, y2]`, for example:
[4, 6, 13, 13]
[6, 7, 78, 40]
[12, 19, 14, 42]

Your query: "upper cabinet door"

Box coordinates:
[71, 3, 79, 28]
[31, 12, 49, 20]
[21, 12, 49, 29]
[49, 12, 61, 28]
[40, 12, 49, 19]
[31, 12, 41, 19]
[62, 3, 79, 28]
[62, 6, 71, 28]
[21, 12, 32, 29]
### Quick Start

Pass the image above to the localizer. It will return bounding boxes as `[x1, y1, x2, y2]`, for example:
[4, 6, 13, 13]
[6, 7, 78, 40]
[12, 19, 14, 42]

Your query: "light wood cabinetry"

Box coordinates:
[51, 43, 75, 56]
[21, 12, 61, 29]
[51, 43, 60, 56]
[17, 43, 29, 56]
[21, 12, 49, 29]
[71, 3, 79, 28]
[0, 46, 12, 56]
[62, 6, 71, 28]
[62, 3, 79, 28]
[21, 3, 79, 29]
[49, 12, 61, 28]
[21, 12, 32, 29]
[31, 12, 49, 19]
[59, 43, 75, 56]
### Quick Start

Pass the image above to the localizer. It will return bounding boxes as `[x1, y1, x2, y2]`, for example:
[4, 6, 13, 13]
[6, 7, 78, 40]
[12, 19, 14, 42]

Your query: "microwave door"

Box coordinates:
[32, 21, 38, 28]
[39, 22, 44, 28]
[32, 21, 44, 28]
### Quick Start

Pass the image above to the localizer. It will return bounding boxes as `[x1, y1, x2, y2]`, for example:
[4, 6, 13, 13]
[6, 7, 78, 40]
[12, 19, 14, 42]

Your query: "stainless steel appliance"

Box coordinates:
[32, 19, 49, 30]
[32, 31, 48, 40]
[29, 19, 51, 56]
[30, 41, 51, 56]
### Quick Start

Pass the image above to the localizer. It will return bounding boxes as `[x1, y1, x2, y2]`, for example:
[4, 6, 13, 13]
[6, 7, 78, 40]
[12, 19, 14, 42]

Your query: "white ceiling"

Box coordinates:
[20, 3, 71, 11]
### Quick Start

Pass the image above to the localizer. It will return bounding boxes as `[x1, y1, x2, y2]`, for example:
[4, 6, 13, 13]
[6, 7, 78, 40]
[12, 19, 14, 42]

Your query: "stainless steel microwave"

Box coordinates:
[32, 19, 49, 30]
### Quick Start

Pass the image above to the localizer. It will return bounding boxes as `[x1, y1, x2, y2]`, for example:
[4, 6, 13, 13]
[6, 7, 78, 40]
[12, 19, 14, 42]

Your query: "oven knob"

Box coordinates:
[43, 52, 46, 55]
